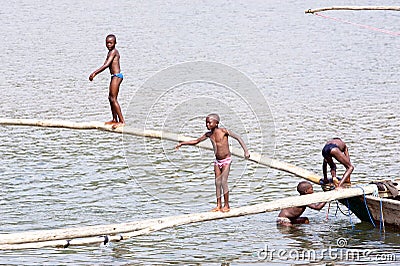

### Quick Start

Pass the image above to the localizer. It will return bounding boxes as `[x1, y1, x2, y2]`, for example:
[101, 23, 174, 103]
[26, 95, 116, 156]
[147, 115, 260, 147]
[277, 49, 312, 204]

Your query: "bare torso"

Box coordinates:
[107, 49, 121, 75]
[207, 128, 231, 160]
[326, 138, 346, 152]
[278, 206, 306, 219]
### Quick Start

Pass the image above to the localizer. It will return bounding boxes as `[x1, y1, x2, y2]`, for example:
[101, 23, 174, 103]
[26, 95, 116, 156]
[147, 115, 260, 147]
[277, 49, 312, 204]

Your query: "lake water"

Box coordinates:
[1, 0, 399, 265]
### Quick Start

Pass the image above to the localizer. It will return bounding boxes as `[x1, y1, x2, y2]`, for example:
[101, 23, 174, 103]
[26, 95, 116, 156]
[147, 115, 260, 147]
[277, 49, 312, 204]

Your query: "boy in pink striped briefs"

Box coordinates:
[176, 114, 250, 212]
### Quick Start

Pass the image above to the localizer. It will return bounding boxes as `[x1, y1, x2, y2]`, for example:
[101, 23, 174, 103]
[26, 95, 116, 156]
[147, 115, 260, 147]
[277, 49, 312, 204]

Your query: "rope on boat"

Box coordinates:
[334, 200, 351, 217]
[345, 198, 354, 228]
[325, 202, 331, 220]
[379, 198, 385, 233]
[356, 186, 376, 228]
[334, 201, 339, 217]
[327, 185, 378, 228]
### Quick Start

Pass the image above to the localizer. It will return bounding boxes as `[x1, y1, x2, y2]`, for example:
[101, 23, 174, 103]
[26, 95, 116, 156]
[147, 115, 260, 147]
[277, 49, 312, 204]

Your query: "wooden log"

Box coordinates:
[0, 118, 322, 184]
[0, 235, 123, 250]
[0, 118, 106, 130]
[0, 218, 162, 245]
[306, 6, 400, 14]
[243, 148, 321, 184]
[0, 184, 377, 249]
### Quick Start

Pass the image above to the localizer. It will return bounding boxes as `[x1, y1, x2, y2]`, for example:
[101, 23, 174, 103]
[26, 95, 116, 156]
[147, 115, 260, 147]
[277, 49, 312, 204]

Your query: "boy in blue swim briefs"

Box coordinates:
[321, 138, 354, 188]
[176, 114, 250, 212]
[89, 34, 125, 128]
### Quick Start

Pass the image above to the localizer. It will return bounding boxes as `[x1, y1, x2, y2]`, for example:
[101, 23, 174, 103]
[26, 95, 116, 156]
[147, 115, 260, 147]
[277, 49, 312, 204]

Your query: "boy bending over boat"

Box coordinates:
[277, 181, 326, 226]
[321, 138, 354, 188]
[175, 114, 250, 213]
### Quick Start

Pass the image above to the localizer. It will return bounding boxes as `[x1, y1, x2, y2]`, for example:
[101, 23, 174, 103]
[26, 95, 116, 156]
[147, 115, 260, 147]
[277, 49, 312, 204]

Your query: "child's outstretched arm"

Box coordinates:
[175, 134, 207, 150]
[227, 130, 250, 159]
[89, 50, 117, 81]
[307, 202, 326, 210]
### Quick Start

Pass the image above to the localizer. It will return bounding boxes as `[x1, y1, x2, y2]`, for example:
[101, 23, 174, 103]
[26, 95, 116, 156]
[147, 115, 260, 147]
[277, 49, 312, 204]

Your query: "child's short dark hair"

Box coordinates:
[106, 34, 116, 41]
[207, 113, 220, 122]
[297, 181, 312, 195]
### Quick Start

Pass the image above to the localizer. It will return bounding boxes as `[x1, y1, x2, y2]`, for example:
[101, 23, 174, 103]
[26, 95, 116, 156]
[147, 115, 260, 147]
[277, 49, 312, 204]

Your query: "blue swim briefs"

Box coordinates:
[111, 73, 124, 79]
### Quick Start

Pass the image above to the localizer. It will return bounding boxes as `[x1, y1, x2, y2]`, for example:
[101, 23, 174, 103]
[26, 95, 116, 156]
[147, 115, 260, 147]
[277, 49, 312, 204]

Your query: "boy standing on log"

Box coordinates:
[89, 34, 125, 128]
[175, 113, 250, 213]
[321, 138, 354, 188]
[277, 181, 326, 226]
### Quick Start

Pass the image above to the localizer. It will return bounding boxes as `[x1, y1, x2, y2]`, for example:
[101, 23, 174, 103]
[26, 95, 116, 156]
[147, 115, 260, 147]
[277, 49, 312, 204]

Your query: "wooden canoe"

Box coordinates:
[322, 179, 400, 228]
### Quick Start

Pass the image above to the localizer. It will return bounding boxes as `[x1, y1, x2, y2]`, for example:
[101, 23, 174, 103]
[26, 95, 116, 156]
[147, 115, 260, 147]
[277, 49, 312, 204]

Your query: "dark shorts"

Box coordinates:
[322, 143, 338, 158]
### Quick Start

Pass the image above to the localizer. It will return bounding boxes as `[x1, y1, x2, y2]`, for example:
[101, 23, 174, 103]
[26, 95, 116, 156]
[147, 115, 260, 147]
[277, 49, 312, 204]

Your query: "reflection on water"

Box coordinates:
[1, 0, 400, 264]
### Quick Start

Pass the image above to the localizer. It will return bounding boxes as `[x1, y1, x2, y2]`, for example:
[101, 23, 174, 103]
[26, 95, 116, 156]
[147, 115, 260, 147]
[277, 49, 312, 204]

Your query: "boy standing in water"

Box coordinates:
[175, 114, 250, 212]
[321, 138, 354, 188]
[89, 34, 125, 128]
[277, 181, 326, 226]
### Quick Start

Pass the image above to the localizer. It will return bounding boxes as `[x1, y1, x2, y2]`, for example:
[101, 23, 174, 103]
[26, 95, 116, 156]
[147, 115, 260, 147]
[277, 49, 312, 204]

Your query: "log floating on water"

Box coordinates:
[306, 6, 400, 14]
[0, 118, 322, 184]
[0, 185, 377, 249]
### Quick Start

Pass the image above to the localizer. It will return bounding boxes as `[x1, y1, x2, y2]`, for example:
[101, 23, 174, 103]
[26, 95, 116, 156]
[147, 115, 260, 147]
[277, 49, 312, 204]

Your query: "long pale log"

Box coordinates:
[242, 148, 321, 184]
[0, 185, 377, 249]
[0, 218, 161, 245]
[306, 6, 400, 14]
[0, 118, 322, 184]
[0, 235, 123, 250]
[0, 118, 107, 130]
[121, 185, 377, 237]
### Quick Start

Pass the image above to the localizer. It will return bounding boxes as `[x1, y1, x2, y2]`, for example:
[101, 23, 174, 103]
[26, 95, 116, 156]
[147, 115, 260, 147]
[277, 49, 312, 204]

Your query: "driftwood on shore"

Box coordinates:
[0, 118, 322, 184]
[0, 185, 377, 249]
[306, 6, 400, 14]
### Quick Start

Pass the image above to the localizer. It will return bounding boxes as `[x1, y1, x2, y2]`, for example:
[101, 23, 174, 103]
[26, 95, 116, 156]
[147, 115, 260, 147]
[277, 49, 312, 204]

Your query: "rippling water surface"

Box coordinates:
[1, 0, 399, 264]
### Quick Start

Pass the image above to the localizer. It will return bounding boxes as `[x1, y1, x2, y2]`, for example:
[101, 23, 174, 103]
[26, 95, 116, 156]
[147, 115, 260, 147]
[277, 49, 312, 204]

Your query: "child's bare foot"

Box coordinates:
[105, 120, 117, 125]
[112, 122, 125, 129]
[211, 207, 222, 212]
[221, 206, 230, 213]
